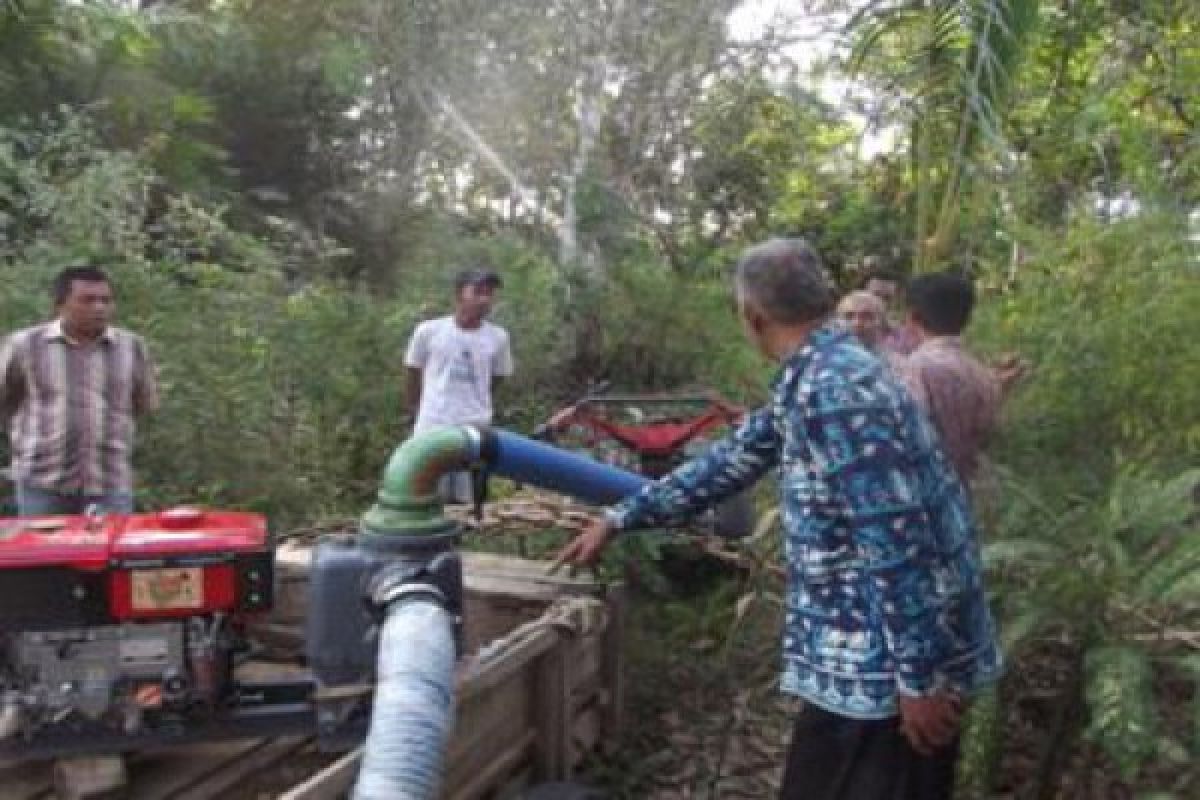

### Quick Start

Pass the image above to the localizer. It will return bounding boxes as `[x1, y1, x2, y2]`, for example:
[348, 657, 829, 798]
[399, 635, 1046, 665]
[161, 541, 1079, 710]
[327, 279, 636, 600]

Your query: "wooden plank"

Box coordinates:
[171, 737, 310, 800]
[458, 627, 559, 702]
[532, 642, 571, 782]
[0, 760, 54, 799]
[600, 582, 627, 739]
[444, 670, 534, 794]
[445, 730, 535, 800]
[463, 592, 548, 653]
[460, 552, 602, 592]
[279, 718, 538, 800]
[569, 708, 602, 769]
[125, 740, 269, 799]
[277, 748, 361, 800]
[491, 767, 533, 800]
[566, 632, 604, 695]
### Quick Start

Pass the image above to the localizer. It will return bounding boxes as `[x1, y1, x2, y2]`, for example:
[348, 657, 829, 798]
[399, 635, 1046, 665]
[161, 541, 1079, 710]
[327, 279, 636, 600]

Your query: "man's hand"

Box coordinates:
[898, 692, 963, 756]
[991, 352, 1030, 395]
[550, 516, 618, 572]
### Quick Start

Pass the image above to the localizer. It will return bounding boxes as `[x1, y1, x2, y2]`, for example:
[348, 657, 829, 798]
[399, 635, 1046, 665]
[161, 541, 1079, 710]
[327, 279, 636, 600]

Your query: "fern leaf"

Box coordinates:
[1134, 535, 1200, 603]
[1160, 568, 1200, 605]
[997, 604, 1053, 653]
[955, 684, 1002, 797]
[1175, 655, 1200, 757]
[1083, 644, 1158, 779]
[981, 538, 1061, 571]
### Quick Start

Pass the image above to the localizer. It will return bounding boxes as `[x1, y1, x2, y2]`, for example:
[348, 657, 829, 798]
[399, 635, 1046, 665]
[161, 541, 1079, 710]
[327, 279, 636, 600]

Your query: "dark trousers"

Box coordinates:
[780, 703, 959, 800]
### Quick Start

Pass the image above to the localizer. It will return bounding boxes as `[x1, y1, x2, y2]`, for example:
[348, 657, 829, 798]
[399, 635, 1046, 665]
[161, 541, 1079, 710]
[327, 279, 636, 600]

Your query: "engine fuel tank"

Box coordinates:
[0, 508, 273, 630]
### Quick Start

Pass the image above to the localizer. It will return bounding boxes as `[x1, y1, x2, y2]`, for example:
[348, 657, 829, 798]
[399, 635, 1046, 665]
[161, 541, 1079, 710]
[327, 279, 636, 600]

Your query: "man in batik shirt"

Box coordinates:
[555, 239, 1001, 800]
[896, 272, 1001, 485]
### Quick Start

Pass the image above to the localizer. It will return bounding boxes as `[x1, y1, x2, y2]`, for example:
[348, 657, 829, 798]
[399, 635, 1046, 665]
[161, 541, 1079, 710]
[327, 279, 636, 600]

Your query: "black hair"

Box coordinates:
[53, 265, 111, 306]
[453, 268, 502, 292]
[906, 271, 976, 335]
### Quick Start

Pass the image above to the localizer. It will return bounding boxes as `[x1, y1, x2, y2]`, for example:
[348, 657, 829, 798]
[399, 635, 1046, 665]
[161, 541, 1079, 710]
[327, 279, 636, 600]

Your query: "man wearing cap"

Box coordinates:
[404, 268, 514, 503]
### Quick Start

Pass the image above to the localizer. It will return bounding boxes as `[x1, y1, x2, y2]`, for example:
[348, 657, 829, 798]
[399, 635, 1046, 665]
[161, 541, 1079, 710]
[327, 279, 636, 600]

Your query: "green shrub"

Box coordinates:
[972, 211, 1199, 487]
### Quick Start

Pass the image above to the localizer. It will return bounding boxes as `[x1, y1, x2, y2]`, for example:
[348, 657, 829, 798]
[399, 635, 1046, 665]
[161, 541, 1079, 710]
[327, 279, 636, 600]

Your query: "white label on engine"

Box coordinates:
[131, 567, 204, 611]
[119, 637, 169, 665]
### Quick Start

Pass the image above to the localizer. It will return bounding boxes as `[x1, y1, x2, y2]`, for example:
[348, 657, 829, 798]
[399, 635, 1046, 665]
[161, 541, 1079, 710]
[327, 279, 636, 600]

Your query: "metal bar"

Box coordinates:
[0, 695, 331, 762]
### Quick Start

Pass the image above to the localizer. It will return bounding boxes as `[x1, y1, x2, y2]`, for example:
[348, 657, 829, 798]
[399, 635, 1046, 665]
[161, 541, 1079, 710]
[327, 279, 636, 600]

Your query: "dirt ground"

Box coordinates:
[575, 579, 1198, 800]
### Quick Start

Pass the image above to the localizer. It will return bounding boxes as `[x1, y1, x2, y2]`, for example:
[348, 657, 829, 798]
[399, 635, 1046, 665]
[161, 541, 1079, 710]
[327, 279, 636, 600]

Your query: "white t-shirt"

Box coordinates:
[404, 316, 514, 433]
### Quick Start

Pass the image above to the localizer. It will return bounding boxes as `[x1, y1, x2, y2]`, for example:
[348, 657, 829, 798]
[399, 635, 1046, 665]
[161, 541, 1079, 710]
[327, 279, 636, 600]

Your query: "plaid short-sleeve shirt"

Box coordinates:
[0, 320, 158, 494]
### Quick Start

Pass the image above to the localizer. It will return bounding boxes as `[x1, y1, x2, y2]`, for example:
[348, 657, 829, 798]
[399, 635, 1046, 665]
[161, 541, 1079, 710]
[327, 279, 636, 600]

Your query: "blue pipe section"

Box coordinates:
[474, 428, 650, 506]
[353, 599, 456, 800]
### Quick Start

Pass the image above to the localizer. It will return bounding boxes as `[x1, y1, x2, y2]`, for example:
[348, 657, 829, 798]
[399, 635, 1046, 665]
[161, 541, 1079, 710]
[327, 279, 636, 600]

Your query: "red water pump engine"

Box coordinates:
[0, 508, 273, 752]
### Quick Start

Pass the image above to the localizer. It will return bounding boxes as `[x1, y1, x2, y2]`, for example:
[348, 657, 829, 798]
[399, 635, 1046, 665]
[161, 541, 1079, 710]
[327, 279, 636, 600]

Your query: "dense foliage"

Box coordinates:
[1, 0, 1197, 795]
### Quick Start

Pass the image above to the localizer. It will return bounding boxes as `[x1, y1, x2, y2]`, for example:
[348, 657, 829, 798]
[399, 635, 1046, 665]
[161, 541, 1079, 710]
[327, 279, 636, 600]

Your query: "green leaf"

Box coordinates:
[955, 684, 1002, 795]
[997, 604, 1053, 653]
[1083, 644, 1158, 779]
[1134, 534, 1200, 603]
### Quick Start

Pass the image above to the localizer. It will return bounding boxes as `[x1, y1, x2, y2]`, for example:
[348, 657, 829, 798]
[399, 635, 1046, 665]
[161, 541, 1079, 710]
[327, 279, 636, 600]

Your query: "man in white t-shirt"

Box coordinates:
[404, 268, 514, 502]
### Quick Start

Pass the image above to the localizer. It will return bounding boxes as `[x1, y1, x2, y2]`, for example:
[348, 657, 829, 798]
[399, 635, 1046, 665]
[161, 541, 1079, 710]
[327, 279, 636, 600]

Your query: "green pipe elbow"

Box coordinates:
[361, 426, 476, 537]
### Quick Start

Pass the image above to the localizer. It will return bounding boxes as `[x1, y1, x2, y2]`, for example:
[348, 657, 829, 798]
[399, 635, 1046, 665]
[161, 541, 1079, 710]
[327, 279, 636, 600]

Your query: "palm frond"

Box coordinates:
[929, 0, 1040, 262]
[846, 5, 929, 78]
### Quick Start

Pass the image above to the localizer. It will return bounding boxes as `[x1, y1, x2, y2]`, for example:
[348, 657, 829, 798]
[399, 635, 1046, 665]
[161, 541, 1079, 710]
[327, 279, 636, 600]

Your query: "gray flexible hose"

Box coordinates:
[353, 599, 456, 800]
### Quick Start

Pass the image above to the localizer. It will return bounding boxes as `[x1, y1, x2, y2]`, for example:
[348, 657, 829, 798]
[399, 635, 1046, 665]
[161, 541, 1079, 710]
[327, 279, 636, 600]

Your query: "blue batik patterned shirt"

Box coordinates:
[608, 324, 1002, 719]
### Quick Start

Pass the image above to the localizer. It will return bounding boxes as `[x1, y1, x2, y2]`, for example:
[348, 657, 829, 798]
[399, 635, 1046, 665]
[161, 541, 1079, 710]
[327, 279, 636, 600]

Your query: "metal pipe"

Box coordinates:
[361, 426, 476, 537]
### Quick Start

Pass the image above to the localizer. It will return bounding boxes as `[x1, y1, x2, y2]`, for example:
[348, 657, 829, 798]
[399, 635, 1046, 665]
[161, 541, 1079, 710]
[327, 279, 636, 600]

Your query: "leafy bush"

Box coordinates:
[565, 259, 765, 400]
[978, 463, 1200, 789]
[0, 113, 765, 528]
[972, 211, 1199, 487]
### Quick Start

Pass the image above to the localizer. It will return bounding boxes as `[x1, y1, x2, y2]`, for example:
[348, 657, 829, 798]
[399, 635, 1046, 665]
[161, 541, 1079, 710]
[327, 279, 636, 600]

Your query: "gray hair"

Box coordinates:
[734, 238, 835, 325]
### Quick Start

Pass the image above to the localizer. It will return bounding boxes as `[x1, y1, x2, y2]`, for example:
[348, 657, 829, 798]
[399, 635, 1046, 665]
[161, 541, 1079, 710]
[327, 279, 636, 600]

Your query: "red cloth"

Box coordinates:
[585, 410, 732, 456]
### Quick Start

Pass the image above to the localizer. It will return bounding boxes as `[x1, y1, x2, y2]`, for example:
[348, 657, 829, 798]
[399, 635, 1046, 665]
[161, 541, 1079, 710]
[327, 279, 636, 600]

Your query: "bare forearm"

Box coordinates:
[405, 368, 423, 416]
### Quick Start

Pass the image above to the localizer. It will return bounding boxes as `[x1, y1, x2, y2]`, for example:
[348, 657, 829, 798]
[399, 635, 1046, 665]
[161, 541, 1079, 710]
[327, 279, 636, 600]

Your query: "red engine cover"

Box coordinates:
[0, 508, 270, 620]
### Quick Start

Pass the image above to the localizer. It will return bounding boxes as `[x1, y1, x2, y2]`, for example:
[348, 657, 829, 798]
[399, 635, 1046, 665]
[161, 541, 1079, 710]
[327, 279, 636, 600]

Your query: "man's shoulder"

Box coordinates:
[910, 339, 994, 383]
[107, 326, 147, 345]
[5, 321, 54, 349]
[481, 320, 510, 340]
[410, 315, 452, 337]
[806, 338, 891, 388]
[794, 342, 911, 416]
